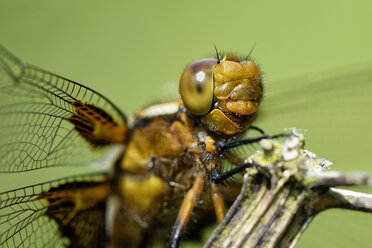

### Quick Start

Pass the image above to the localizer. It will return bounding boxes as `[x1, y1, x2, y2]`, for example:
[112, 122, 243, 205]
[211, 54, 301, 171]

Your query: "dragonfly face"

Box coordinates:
[0, 45, 371, 248]
[180, 55, 262, 135]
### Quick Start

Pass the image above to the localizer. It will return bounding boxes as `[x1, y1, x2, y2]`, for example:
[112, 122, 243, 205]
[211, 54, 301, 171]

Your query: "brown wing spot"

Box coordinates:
[42, 181, 110, 248]
[66, 101, 127, 146]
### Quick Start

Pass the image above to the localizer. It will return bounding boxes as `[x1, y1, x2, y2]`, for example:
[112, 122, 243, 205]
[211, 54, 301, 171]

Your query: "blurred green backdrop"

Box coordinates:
[1, 0, 372, 247]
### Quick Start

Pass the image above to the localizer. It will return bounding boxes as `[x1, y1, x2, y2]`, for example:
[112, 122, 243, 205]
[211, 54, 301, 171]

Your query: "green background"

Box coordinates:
[1, 1, 372, 247]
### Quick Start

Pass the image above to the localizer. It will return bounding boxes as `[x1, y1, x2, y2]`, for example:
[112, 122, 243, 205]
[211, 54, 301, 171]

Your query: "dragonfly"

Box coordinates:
[0, 45, 371, 248]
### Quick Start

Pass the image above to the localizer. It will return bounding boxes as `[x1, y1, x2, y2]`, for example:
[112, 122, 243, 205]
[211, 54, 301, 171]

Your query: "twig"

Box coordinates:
[205, 132, 372, 248]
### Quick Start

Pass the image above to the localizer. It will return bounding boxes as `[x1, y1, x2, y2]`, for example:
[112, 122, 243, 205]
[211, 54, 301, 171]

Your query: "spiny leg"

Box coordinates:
[210, 161, 261, 184]
[214, 133, 288, 151]
[207, 160, 226, 223]
[210, 133, 288, 184]
[211, 183, 226, 223]
[248, 125, 266, 134]
[204, 133, 288, 226]
[169, 171, 206, 248]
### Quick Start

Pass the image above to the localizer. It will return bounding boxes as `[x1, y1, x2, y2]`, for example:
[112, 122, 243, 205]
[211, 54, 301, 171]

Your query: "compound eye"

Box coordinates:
[179, 58, 217, 116]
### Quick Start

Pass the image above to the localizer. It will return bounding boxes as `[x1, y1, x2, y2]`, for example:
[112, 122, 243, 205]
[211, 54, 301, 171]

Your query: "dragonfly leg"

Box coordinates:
[210, 162, 261, 184]
[248, 125, 266, 134]
[211, 183, 226, 223]
[169, 171, 206, 248]
[214, 133, 289, 151]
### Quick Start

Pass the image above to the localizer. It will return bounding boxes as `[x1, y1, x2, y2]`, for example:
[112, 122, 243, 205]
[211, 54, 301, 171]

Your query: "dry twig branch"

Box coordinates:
[205, 132, 372, 248]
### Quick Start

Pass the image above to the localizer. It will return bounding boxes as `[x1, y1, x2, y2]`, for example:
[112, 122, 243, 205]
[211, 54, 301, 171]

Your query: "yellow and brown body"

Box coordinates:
[111, 103, 209, 247]
[110, 55, 263, 247]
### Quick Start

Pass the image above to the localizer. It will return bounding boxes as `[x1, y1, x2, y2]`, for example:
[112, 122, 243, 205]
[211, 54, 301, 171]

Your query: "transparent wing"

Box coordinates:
[254, 64, 372, 170]
[0, 45, 127, 172]
[0, 173, 108, 248]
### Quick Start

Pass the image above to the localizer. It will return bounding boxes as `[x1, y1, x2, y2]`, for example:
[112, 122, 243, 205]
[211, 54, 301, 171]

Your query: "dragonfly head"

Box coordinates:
[179, 55, 262, 135]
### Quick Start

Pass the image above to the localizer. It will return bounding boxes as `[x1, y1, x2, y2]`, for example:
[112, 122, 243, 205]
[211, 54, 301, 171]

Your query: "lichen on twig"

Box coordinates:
[205, 131, 372, 248]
